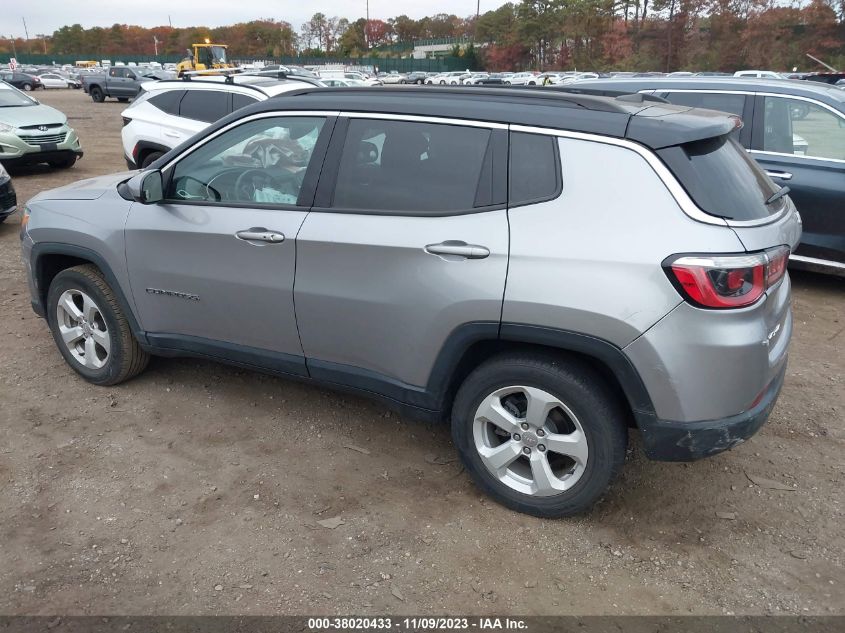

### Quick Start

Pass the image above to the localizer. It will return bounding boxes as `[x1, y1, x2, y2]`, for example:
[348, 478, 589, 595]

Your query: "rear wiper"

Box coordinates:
[766, 185, 790, 206]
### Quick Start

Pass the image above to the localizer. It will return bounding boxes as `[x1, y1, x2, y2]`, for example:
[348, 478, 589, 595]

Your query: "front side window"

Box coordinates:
[166, 116, 325, 206]
[331, 119, 492, 213]
[149, 90, 185, 115]
[762, 96, 845, 161]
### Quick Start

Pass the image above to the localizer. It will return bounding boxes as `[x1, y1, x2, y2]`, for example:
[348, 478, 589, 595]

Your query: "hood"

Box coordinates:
[0, 103, 68, 129]
[30, 171, 136, 202]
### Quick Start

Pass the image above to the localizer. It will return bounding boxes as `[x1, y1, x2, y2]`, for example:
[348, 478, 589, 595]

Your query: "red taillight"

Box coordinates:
[666, 246, 790, 309]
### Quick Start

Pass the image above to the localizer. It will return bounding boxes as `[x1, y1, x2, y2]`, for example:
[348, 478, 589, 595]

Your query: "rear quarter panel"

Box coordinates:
[503, 136, 746, 347]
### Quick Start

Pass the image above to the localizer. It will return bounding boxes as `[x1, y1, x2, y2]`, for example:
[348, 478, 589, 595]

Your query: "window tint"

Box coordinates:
[658, 135, 780, 221]
[332, 119, 492, 213]
[167, 116, 325, 206]
[179, 90, 229, 123]
[232, 93, 259, 112]
[763, 96, 845, 161]
[149, 90, 185, 115]
[509, 132, 560, 205]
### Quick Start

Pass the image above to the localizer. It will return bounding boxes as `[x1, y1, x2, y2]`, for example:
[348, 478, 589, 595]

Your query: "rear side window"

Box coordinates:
[509, 132, 561, 206]
[232, 93, 259, 112]
[149, 90, 185, 115]
[179, 90, 229, 123]
[331, 119, 492, 213]
[658, 135, 780, 221]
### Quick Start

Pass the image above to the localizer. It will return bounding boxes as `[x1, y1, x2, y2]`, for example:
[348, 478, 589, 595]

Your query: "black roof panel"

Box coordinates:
[203, 85, 743, 150]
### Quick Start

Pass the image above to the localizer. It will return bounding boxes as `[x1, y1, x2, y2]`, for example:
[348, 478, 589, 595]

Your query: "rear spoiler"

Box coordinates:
[549, 85, 738, 148]
[546, 86, 669, 104]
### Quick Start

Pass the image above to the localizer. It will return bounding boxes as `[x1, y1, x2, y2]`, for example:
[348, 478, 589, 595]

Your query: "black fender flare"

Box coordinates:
[425, 322, 657, 425]
[30, 243, 146, 344]
[131, 140, 171, 167]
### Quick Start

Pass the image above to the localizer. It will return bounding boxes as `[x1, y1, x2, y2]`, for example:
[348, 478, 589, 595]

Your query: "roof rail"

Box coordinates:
[280, 85, 637, 114]
[239, 70, 324, 87]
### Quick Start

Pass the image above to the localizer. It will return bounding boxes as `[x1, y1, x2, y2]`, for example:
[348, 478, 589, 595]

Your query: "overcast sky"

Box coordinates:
[2, 0, 487, 37]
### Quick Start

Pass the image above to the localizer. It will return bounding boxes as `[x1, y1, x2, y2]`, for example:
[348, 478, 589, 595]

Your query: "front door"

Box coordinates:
[294, 116, 510, 407]
[125, 113, 333, 372]
[751, 94, 845, 265]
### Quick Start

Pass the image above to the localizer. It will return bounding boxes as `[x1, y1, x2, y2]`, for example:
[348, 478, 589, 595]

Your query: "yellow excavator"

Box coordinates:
[176, 40, 235, 76]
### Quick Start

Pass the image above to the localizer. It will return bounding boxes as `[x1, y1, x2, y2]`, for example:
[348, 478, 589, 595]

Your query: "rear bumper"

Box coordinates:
[638, 362, 786, 461]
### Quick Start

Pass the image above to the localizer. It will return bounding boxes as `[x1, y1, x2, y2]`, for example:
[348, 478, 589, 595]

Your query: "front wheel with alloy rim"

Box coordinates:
[452, 353, 627, 517]
[47, 265, 149, 385]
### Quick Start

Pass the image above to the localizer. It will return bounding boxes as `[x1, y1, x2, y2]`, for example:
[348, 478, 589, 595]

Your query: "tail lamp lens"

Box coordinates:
[667, 246, 790, 309]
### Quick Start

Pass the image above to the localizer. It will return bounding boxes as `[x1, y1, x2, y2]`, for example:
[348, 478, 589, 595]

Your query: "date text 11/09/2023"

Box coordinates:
[308, 617, 528, 631]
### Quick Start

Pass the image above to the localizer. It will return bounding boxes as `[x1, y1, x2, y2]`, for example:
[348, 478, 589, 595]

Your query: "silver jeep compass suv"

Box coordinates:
[21, 88, 801, 517]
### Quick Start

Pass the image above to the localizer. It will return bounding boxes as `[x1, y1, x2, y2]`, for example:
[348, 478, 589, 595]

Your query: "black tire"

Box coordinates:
[47, 265, 150, 386]
[140, 151, 164, 168]
[416, 79, 424, 85]
[22, 83, 33, 91]
[451, 352, 628, 518]
[118, 97, 129, 102]
[90, 87, 105, 103]
[48, 155, 77, 169]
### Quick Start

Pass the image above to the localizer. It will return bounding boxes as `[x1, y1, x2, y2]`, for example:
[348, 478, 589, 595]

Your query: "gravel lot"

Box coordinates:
[1, 90, 843, 616]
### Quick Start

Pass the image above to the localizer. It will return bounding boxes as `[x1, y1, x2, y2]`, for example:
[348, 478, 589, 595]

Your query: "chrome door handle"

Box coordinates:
[236, 228, 285, 243]
[425, 240, 490, 260]
[766, 170, 793, 181]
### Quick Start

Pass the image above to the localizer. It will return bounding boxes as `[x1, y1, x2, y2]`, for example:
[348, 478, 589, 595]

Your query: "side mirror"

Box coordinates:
[126, 170, 163, 204]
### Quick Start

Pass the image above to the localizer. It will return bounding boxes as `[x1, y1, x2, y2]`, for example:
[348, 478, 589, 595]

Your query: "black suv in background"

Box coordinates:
[569, 77, 845, 275]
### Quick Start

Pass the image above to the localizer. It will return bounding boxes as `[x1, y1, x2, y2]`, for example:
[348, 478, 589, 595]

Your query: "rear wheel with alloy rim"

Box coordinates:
[47, 265, 149, 385]
[452, 353, 627, 517]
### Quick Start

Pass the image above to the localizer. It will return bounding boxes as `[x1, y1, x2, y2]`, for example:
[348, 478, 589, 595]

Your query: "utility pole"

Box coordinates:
[365, 0, 369, 49]
[21, 17, 31, 54]
[168, 15, 173, 28]
[153, 35, 159, 56]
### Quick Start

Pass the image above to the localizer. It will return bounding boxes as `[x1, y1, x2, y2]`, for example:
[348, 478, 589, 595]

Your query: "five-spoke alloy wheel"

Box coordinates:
[473, 385, 589, 496]
[55, 288, 111, 370]
[47, 265, 149, 385]
[452, 353, 627, 517]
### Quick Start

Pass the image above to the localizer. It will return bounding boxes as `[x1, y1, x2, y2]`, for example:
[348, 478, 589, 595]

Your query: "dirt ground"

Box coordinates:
[0, 90, 843, 616]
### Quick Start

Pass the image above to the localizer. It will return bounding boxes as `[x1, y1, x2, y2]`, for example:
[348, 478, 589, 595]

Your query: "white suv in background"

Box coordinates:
[121, 76, 318, 169]
[505, 72, 539, 85]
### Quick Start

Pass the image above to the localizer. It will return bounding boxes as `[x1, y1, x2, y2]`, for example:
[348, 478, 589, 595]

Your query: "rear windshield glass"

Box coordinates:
[657, 135, 781, 220]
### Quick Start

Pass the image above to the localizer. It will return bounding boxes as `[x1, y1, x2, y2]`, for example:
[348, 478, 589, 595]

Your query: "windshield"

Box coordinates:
[210, 46, 227, 63]
[0, 88, 36, 107]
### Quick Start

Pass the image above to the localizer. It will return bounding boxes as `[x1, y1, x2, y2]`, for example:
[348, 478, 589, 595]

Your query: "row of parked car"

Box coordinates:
[1, 66, 843, 275]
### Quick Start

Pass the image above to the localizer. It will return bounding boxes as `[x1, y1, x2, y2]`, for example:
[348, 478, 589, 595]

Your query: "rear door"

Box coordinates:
[750, 94, 845, 266]
[294, 115, 509, 408]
